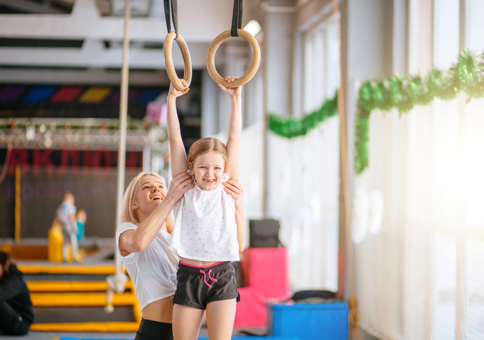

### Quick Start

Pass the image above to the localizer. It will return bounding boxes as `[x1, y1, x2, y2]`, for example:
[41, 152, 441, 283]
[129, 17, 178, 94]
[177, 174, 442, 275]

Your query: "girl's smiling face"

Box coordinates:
[190, 151, 226, 191]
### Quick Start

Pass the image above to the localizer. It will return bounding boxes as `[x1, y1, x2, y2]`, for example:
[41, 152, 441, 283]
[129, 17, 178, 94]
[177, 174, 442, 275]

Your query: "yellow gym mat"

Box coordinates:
[32, 321, 140, 332]
[31, 292, 136, 307]
[18, 265, 124, 275]
[27, 281, 134, 292]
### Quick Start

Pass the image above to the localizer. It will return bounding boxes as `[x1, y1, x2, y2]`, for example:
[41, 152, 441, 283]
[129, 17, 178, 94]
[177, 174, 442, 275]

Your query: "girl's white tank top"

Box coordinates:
[172, 173, 239, 261]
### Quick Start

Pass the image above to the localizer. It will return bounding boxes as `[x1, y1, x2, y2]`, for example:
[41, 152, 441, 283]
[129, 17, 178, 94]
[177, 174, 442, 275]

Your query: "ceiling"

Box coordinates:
[0, 0, 76, 14]
[0, 0, 234, 83]
[0, 0, 163, 17]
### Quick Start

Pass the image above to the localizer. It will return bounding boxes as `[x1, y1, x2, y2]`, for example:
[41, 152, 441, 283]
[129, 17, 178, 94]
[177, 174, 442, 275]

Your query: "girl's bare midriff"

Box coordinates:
[142, 295, 174, 323]
[180, 257, 219, 267]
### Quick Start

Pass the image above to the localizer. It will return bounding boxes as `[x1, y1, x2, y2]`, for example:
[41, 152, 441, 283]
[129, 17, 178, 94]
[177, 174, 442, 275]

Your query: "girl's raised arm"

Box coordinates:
[167, 81, 190, 176]
[218, 77, 242, 180]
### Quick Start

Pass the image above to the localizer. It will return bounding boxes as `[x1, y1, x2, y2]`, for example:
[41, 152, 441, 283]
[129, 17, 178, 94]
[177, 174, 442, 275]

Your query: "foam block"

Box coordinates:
[268, 302, 349, 340]
[233, 287, 267, 328]
[243, 248, 290, 299]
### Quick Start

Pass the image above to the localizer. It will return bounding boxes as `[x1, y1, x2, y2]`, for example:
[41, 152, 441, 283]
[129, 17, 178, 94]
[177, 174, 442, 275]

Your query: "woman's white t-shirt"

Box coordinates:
[171, 173, 239, 262]
[116, 222, 179, 310]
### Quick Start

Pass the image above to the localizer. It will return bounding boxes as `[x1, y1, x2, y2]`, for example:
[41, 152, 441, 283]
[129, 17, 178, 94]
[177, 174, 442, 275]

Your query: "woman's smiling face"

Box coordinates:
[190, 151, 226, 191]
[133, 175, 166, 222]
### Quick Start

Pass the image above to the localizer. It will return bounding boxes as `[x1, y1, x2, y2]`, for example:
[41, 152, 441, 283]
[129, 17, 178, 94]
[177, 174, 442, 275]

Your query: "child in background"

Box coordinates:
[75, 209, 87, 243]
[53, 191, 79, 263]
[167, 77, 244, 340]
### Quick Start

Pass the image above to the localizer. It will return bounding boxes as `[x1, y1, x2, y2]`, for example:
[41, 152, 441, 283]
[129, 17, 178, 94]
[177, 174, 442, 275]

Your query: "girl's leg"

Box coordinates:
[205, 299, 236, 340]
[172, 304, 204, 340]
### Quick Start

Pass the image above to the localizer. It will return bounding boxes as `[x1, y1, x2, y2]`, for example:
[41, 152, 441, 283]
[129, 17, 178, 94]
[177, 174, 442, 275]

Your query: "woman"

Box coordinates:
[0, 251, 34, 336]
[117, 171, 244, 340]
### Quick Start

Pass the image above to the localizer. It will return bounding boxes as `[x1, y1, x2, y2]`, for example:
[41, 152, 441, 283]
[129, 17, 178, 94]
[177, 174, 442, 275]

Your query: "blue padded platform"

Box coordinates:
[268, 302, 349, 340]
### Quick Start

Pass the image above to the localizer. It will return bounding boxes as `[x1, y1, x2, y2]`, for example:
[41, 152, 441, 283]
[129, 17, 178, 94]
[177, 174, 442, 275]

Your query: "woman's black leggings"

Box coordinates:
[135, 318, 173, 340]
[0, 300, 30, 336]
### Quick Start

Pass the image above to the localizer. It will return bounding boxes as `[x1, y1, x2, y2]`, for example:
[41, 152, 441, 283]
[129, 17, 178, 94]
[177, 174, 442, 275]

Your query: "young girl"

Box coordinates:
[167, 77, 244, 340]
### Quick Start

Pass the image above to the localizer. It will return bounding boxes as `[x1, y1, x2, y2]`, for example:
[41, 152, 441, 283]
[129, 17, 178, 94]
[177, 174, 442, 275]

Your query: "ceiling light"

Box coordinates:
[243, 20, 261, 37]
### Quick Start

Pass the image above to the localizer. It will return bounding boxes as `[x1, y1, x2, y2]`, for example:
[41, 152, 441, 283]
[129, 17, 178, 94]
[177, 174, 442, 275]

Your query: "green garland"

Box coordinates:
[354, 50, 484, 174]
[268, 50, 484, 174]
[269, 93, 338, 138]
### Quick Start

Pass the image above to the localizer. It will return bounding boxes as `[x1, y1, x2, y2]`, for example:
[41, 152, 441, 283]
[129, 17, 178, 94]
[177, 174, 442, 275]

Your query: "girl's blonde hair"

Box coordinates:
[187, 137, 228, 167]
[120, 172, 173, 233]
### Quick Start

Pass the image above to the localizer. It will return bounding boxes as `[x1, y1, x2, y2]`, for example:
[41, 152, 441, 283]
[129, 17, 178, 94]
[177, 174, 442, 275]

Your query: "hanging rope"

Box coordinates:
[115, 0, 131, 275]
[108, 0, 130, 314]
[332, 0, 362, 339]
[231, 0, 243, 37]
[0, 143, 12, 184]
[164, 0, 179, 39]
[15, 164, 21, 244]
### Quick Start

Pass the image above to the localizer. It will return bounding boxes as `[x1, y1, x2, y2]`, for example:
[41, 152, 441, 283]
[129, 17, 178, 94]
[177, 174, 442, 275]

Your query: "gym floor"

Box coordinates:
[0, 327, 268, 339]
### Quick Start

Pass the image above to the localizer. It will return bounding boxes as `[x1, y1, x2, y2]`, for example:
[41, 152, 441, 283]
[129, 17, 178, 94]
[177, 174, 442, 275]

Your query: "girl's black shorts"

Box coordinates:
[173, 261, 240, 310]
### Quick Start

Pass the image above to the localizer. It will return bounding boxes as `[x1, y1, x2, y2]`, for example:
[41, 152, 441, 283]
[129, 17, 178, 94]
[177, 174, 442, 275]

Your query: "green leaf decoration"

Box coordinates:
[268, 92, 338, 139]
[390, 75, 413, 112]
[268, 49, 484, 174]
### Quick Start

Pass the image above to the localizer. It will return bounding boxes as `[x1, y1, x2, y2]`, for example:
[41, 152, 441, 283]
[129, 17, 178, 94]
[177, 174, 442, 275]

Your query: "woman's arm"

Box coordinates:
[167, 80, 190, 176]
[223, 179, 245, 252]
[218, 77, 242, 180]
[119, 172, 194, 256]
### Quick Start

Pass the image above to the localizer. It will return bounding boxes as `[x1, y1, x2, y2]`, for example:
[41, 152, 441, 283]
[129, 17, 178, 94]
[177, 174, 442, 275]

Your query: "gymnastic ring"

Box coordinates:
[206, 29, 261, 88]
[164, 32, 192, 91]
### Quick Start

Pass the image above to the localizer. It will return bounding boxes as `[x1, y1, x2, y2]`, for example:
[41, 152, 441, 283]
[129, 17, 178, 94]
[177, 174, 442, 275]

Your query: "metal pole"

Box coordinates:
[15, 164, 21, 244]
[115, 0, 131, 273]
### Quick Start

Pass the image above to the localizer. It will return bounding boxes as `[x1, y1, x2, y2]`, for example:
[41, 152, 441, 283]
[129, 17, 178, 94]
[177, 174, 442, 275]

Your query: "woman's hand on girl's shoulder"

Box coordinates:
[166, 172, 195, 205]
[218, 77, 242, 98]
[223, 179, 244, 208]
[168, 80, 190, 99]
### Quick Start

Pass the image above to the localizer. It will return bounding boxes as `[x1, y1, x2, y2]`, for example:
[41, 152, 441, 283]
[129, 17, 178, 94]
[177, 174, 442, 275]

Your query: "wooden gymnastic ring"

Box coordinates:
[206, 29, 261, 88]
[164, 32, 192, 91]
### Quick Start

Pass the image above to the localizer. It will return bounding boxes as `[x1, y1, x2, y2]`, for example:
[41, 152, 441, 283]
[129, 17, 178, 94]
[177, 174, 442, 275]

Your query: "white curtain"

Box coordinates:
[354, 1, 484, 338]
[355, 99, 484, 340]
[268, 118, 340, 291]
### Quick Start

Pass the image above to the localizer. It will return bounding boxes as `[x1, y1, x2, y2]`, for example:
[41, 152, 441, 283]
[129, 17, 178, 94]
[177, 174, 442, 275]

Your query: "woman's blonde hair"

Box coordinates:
[120, 172, 174, 233]
[187, 137, 228, 167]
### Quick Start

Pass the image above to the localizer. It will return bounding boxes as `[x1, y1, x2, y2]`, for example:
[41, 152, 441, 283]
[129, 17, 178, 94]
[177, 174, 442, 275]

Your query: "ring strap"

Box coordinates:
[231, 0, 243, 37]
[164, 0, 179, 39]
